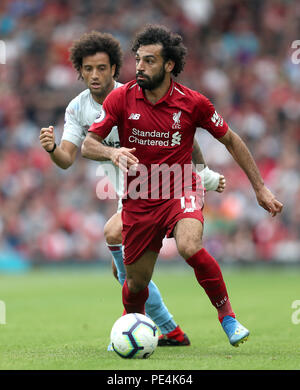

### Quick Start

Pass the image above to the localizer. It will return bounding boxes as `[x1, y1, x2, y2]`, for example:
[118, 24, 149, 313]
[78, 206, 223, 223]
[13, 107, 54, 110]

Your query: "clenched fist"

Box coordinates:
[40, 126, 55, 152]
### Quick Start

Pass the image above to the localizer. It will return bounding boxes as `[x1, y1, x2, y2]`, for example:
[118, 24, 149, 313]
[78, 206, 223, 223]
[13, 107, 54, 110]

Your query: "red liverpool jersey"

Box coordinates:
[89, 79, 228, 209]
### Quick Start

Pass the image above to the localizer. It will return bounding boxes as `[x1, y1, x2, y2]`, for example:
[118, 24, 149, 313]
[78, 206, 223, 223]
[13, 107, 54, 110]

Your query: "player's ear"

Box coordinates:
[111, 64, 116, 78]
[79, 66, 84, 80]
[165, 59, 175, 74]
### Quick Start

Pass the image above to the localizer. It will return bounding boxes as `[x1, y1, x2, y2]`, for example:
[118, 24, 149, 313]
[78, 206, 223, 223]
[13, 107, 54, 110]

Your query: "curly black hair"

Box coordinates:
[131, 24, 187, 77]
[69, 31, 123, 80]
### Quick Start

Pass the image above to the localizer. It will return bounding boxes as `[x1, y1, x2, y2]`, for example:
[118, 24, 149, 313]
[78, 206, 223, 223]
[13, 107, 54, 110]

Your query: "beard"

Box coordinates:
[136, 65, 166, 91]
[89, 78, 113, 100]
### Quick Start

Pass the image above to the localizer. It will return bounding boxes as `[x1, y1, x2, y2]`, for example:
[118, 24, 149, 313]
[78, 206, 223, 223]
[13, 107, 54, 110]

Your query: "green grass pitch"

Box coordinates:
[0, 264, 299, 370]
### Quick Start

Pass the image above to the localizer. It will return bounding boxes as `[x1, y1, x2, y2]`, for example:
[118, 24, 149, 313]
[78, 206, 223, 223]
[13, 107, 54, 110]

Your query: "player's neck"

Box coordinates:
[144, 77, 172, 105]
[91, 95, 103, 105]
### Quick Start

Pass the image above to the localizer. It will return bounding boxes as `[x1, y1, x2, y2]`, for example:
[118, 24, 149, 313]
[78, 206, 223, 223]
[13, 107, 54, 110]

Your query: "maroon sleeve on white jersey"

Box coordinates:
[88, 87, 122, 139]
[194, 93, 228, 138]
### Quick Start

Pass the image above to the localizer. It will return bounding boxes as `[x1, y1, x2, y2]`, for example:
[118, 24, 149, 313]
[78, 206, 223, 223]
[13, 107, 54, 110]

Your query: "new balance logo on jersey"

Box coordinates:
[128, 113, 141, 120]
[210, 110, 223, 127]
[171, 131, 182, 146]
[172, 110, 182, 129]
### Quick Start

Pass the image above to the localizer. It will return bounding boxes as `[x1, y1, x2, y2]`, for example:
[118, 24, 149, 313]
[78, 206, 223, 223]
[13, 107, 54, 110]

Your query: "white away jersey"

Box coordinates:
[61, 82, 124, 199]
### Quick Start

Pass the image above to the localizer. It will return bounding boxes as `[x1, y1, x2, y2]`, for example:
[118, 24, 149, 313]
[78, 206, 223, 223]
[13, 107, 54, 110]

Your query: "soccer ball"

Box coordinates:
[110, 313, 158, 359]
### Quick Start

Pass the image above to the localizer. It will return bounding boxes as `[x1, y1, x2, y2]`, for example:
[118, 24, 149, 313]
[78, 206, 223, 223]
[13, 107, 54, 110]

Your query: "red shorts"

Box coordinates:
[121, 189, 204, 265]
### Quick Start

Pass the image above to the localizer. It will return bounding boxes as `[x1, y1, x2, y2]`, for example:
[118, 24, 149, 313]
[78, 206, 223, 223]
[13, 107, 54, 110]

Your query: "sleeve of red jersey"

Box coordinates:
[88, 87, 123, 139]
[195, 93, 228, 138]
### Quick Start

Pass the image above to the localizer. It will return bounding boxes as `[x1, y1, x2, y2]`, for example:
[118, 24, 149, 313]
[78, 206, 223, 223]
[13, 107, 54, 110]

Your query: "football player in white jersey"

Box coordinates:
[40, 31, 226, 347]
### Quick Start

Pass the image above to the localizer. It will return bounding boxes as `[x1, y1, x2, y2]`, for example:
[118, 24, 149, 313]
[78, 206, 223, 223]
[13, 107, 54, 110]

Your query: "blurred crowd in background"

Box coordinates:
[0, 0, 299, 267]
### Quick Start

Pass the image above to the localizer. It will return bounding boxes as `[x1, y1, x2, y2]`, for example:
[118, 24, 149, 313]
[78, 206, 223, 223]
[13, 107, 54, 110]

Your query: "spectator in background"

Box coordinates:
[0, 0, 299, 264]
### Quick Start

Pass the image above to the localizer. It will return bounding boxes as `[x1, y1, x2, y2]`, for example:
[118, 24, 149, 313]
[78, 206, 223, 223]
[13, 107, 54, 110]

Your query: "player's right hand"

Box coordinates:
[111, 147, 139, 172]
[40, 126, 55, 152]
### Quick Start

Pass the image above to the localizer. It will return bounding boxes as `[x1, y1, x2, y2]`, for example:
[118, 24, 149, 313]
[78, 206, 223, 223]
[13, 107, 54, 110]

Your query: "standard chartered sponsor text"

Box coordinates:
[129, 128, 170, 146]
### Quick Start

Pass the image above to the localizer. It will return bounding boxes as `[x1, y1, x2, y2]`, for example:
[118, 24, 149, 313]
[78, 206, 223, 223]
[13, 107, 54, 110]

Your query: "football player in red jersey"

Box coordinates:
[82, 25, 283, 347]
[40, 31, 227, 347]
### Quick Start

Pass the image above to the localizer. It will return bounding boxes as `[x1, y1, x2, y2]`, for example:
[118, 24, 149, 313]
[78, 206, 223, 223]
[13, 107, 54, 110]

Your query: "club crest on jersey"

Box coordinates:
[172, 111, 182, 129]
[94, 109, 106, 123]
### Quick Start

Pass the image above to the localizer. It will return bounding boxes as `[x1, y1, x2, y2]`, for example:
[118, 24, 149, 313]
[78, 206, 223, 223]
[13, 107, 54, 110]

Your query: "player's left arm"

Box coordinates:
[192, 139, 226, 193]
[218, 127, 283, 216]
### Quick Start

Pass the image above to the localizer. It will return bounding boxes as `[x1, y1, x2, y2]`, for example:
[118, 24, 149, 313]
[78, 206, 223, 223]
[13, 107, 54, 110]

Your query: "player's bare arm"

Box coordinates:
[192, 139, 206, 169]
[218, 128, 283, 216]
[82, 132, 139, 172]
[40, 126, 78, 169]
[192, 139, 226, 193]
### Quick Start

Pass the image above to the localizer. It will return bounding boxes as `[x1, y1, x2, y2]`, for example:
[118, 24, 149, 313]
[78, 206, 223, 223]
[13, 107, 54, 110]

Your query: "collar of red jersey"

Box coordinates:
[135, 79, 176, 105]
